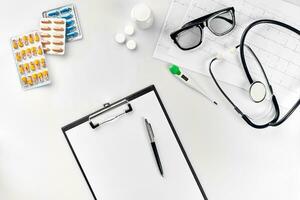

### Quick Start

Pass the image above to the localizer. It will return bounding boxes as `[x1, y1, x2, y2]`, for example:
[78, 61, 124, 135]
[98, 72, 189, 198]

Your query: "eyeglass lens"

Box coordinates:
[176, 26, 202, 49]
[208, 10, 234, 35]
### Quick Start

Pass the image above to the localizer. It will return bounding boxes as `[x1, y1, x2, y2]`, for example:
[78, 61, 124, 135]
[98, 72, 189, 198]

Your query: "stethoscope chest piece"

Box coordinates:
[249, 81, 266, 103]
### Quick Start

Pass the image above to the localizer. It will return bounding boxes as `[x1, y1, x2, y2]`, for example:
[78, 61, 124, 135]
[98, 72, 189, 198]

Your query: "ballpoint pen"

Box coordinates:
[144, 118, 164, 177]
[169, 64, 218, 105]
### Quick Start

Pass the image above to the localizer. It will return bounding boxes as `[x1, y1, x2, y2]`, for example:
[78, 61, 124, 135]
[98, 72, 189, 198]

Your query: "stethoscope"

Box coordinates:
[209, 19, 300, 129]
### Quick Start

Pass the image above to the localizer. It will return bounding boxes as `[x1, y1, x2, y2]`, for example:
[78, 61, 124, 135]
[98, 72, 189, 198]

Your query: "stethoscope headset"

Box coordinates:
[209, 19, 300, 129]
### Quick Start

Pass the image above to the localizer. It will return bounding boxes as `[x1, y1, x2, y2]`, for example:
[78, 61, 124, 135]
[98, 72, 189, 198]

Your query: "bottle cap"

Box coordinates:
[131, 3, 154, 29]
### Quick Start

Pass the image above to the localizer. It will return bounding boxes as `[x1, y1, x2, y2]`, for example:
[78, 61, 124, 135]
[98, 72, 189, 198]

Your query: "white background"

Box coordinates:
[0, 0, 299, 199]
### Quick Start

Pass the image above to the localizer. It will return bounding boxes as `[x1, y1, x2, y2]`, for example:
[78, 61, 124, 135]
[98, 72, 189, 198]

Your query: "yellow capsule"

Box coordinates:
[22, 35, 29, 45]
[12, 40, 18, 49]
[34, 59, 40, 69]
[18, 38, 24, 48]
[31, 47, 37, 56]
[15, 52, 22, 62]
[21, 49, 26, 60]
[37, 46, 43, 55]
[41, 58, 46, 67]
[42, 70, 48, 79]
[26, 48, 32, 58]
[27, 76, 33, 85]
[18, 64, 25, 74]
[32, 74, 38, 83]
[30, 62, 36, 71]
[38, 72, 43, 81]
[28, 34, 34, 44]
[21, 76, 27, 85]
[24, 63, 30, 73]
[34, 33, 40, 42]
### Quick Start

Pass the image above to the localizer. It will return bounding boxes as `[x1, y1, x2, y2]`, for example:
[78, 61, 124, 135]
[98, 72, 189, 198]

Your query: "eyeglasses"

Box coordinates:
[170, 7, 236, 50]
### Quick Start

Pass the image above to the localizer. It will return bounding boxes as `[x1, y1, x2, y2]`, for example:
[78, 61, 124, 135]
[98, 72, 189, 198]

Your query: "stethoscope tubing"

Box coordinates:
[239, 19, 300, 84]
[210, 19, 300, 128]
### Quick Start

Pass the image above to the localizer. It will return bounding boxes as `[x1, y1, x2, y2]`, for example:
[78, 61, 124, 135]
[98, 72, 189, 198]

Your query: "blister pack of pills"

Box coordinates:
[40, 18, 66, 55]
[11, 31, 50, 90]
[42, 4, 82, 42]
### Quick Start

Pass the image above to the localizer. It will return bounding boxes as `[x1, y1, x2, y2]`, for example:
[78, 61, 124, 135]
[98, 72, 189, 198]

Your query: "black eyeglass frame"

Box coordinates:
[170, 7, 236, 51]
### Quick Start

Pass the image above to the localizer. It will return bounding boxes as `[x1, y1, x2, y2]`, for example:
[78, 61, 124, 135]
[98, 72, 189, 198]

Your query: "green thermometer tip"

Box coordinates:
[169, 64, 181, 75]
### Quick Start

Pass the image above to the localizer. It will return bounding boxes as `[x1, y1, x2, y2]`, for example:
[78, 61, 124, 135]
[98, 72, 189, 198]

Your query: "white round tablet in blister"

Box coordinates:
[126, 39, 137, 50]
[115, 33, 126, 44]
[124, 25, 135, 36]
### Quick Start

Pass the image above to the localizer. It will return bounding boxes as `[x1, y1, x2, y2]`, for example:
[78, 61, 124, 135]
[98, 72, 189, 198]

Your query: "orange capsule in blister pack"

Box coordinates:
[22, 35, 29, 45]
[24, 63, 30, 73]
[53, 27, 64, 32]
[31, 47, 37, 56]
[18, 64, 25, 74]
[28, 34, 34, 44]
[52, 48, 63, 53]
[37, 46, 43, 55]
[41, 19, 52, 24]
[12, 39, 18, 49]
[15, 52, 22, 62]
[26, 48, 32, 58]
[21, 76, 27, 85]
[41, 26, 51, 31]
[34, 33, 40, 42]
[21, 49, 26, 60]
[53, 41, 64, 46]
[18, 38, 24, 48]
[42, 70, 48, 80]
[53, 34, 64, 39]
[54, 20, 64, 24]
[34, 59, 40, 69]
[41, 41, 51, 48]
[29, 62, 36, 71]
[41, 33, 51, 38]
[41, 58, 46, 68]
[32, 74, 38, 84]
[27, 76, 33, 85]
[38, 72, 43, 81]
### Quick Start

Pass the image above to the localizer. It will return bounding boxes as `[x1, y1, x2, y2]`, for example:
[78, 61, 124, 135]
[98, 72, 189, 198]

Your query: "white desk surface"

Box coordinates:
[0, 0, 299, 200]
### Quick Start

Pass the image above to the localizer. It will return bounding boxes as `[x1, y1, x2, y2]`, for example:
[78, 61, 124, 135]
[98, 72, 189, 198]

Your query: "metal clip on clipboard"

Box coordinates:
[88, 99, 133, 129]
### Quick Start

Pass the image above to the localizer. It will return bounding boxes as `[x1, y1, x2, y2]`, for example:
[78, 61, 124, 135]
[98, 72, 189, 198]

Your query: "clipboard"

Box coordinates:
[62, 85, 208, 200]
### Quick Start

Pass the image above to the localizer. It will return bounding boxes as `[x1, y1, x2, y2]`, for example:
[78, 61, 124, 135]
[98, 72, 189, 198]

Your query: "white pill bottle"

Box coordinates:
[131, 3, 154, 29]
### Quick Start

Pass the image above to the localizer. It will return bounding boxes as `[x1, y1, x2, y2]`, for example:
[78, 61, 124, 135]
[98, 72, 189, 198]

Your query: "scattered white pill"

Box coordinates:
[115, 33, 126, 44]
[126, 39, 137, 50]
[124, 24, 135, 36]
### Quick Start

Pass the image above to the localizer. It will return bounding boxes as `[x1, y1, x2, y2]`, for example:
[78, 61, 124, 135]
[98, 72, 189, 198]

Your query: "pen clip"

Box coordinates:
[144, 118, 155, 142]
